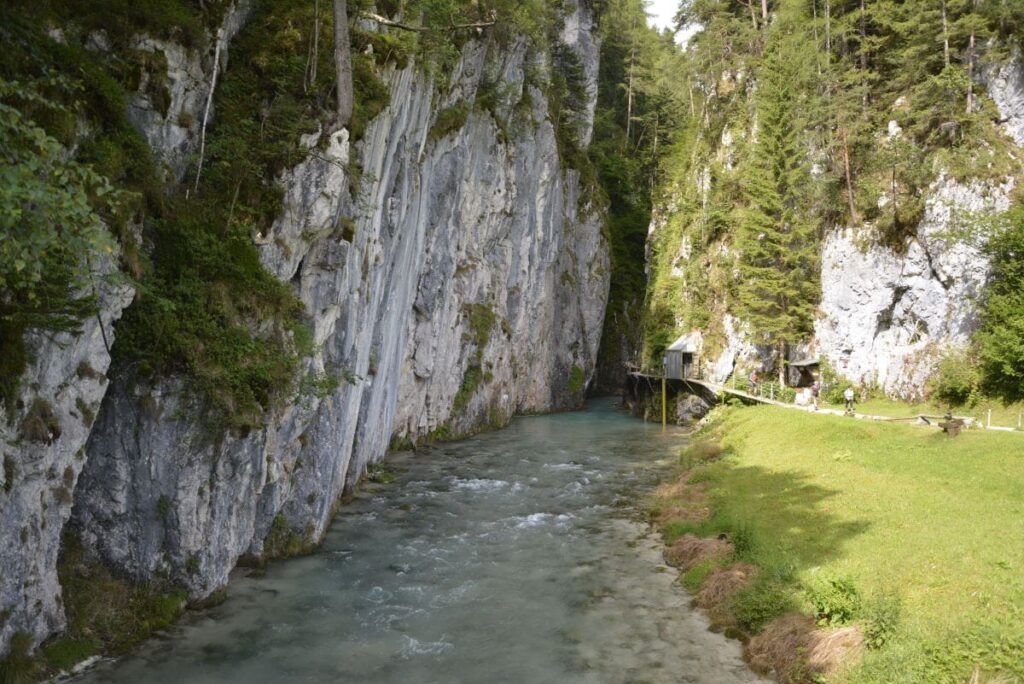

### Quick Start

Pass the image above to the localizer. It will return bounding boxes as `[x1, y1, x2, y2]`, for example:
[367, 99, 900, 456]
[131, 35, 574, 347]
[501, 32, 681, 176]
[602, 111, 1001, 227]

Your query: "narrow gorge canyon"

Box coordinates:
[2, 0, 1024, 680]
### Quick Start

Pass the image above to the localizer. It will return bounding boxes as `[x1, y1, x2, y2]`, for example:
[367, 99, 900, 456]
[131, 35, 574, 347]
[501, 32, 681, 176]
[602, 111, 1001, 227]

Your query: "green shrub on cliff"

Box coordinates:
[0, 77, 125, 409]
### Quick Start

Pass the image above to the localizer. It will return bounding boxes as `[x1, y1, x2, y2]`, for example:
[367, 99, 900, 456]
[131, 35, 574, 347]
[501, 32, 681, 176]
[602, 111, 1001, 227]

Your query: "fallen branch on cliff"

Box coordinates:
[358, 11, 496, 33]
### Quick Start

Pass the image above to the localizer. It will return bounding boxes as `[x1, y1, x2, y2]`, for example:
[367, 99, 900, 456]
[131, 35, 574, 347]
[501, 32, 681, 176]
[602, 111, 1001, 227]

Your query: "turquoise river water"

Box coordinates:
[74, 399, 762, 683]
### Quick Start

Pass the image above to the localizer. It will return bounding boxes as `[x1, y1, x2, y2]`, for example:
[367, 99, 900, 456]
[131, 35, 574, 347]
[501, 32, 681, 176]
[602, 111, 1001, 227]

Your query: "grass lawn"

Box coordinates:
[663, 405, 1024, 682]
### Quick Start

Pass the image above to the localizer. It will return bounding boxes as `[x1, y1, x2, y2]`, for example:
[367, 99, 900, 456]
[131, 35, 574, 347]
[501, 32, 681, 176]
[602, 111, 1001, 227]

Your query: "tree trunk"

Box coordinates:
[841, 128, 859, 224]
[761, 0, 769, 23]
[650, 112, 659, 188]
[942, 0, 951, 68]
[858, 0, 867, 70]
[859, 0, 868, 109]
[891, 161, 898, 227]
[333, 0, 353, 127]
[626, 38, 636, 141]
[193, 27, 225, 195]
[967, 0, 978, 112]
[812, 0, 821, 75]
[777, 340, 786, 387]
[305, 0, 321, 93]
[825, 0, 831, 59]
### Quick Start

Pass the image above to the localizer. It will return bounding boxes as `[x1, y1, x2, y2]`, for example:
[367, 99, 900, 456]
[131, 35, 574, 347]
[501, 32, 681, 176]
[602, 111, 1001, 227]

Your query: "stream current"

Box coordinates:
[75, 399, 761, 683]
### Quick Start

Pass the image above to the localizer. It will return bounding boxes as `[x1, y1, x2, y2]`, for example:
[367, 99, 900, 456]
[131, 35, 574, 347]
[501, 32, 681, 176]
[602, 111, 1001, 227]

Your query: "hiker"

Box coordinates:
[810, 380, 821, 411]
[749, 370, 759, 395]
[844, 386, 855, 413]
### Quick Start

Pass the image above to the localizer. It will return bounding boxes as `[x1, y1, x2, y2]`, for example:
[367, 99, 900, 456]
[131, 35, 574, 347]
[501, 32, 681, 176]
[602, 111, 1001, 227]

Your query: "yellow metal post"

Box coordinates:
[662, 376, 667, 428]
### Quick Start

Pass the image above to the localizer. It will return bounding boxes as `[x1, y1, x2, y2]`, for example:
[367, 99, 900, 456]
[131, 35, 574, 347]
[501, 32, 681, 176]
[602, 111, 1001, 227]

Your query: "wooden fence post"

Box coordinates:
[662, 376, 667, 429]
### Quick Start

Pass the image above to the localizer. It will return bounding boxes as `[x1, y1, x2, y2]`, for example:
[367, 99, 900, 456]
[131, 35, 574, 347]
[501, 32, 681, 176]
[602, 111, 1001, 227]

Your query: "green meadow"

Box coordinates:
[661, 405, 1024, 682]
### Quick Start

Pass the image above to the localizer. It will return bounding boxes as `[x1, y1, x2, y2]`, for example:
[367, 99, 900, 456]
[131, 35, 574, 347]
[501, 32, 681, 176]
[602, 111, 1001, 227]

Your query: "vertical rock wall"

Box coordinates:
[0, 265, 133, 651]
[56, 0, 606, 652]
[0, 3, 257, 654]
[816, 177, 1012, 398]
[2, 1, 607, 656]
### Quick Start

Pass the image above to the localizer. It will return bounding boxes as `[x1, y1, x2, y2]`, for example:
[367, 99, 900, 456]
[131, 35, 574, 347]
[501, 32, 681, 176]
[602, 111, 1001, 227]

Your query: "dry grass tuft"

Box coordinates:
[696, 562, 758, 626]
[809, 626, 864, 675]
[688, 440, 725, 461]
[652, 471, 708, 509]
[653, 504, 710, 525]
[19, 398, 61, 444]
[747, 613, 864, 683]
[663, 534, 733, 570]
[654, 473, 704, 500]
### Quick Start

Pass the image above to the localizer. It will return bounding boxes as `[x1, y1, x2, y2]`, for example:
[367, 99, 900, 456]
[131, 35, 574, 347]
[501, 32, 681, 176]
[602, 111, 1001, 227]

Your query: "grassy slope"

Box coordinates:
[685, 405, 1024, 681]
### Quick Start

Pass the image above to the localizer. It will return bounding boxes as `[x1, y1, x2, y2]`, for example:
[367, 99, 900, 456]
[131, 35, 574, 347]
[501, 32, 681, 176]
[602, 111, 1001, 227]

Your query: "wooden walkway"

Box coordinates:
[628, 372, 981, 429]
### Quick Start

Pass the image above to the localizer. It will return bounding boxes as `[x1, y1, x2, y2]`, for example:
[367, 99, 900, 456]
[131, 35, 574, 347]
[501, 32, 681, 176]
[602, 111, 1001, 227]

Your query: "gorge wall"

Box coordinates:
[0, 0, 608, 655]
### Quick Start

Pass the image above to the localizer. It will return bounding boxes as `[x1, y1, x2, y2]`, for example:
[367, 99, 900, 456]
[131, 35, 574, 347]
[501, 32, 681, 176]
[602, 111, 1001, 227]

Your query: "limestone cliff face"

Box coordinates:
[0, 261, 133, 652]
[816, 176, 1012, 398]
[0, 1, 606, 656]
[812, 58, 1023, 398]
[125, 0, 253, 183]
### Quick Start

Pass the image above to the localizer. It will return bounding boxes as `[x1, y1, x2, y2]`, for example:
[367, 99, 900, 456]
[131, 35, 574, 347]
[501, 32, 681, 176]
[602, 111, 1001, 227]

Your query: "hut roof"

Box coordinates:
[789, 357, 820, 368]
[667, 332, 700, 353]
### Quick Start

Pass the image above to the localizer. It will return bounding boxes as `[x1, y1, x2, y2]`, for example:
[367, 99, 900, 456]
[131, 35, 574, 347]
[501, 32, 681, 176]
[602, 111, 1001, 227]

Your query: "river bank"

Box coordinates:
[56, 400, 762, 683]
[650, 404, 1024, 683]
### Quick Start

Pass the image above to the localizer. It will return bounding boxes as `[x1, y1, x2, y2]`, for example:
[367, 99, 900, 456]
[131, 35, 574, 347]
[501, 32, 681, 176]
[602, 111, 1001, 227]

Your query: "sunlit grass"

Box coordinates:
[692, 406, 1024, 681]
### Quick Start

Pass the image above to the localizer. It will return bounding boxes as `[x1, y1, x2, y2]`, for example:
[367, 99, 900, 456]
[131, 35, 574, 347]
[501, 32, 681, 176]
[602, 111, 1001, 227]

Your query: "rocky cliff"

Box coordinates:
[646, 57, 1024, 400]
[0, 1, 607, 656]
[816, 175, 1013, 398]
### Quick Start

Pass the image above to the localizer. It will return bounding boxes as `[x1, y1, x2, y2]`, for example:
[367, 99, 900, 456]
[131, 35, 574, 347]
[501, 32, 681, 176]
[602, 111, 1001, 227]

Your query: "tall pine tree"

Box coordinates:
[734, 22, 820, 383]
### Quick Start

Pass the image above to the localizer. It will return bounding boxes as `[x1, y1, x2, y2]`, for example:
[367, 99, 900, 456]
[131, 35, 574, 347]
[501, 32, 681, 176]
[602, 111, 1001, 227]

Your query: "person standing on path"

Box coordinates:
[811, 380, 821, 411]
[844, 386, 855, 414]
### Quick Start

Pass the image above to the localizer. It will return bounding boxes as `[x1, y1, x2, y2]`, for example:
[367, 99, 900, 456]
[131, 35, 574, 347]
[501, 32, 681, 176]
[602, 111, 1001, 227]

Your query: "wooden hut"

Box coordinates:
[663, 333, 700, 380]
[788, 358, 820, 387]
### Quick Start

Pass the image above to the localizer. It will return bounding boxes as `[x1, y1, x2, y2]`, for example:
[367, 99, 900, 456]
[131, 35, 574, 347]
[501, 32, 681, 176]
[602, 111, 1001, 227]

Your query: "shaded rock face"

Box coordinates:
[0, 264, 133, 652]
[816, 177, 1012, 399]
[68, 4, 606, 639]
[0, 4, 254, 655]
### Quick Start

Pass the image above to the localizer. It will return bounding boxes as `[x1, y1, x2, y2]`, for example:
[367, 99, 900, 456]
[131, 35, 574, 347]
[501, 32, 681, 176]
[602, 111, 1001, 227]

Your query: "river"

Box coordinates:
[73, 399, 761, 683]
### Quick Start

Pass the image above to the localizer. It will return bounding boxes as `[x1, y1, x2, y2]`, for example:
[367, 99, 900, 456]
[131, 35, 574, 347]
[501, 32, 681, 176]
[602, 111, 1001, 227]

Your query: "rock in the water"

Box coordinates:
[676, 395, 711, 424]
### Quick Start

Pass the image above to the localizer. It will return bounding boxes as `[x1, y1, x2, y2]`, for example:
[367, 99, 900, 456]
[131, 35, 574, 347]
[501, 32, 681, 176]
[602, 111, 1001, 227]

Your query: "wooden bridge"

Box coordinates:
[627, 370, 777, 409]
[625, 368, 980, 429]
